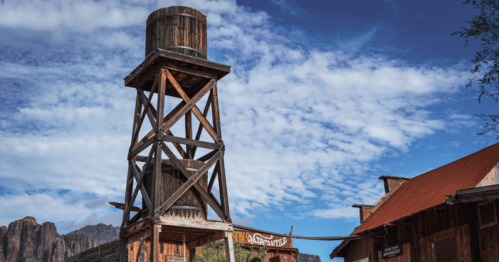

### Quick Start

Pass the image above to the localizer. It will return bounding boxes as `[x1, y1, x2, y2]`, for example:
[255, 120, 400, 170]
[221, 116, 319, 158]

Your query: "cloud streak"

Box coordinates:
[0, 0, 470, 229]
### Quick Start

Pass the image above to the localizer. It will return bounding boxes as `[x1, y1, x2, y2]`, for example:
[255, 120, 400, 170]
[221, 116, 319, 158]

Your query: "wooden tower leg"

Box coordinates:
[224, 231, 235, 262]
[189, 248, 196, 262]
[150, 225, 161, 262]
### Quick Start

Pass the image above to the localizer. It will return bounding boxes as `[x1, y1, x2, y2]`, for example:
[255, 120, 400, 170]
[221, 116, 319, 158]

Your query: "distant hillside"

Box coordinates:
[0, 216, 96, 262]
[297, 253, 321, 262]
[69, 223, 119, 245]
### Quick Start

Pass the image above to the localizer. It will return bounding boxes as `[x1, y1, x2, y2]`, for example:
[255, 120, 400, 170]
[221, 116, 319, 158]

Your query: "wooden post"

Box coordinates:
[121, 42, 232, 262]
[183, 234, 186, 262]
[185, 110, 192, 159]
[151, 225, 161, 262]
[189, 248, 196, 262]
[225, 231, 235, 262]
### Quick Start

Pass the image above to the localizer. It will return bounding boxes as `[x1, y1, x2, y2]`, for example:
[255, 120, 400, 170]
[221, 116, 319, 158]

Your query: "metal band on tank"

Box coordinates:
[147, 13, 207, 26]
[164, 45, 207, 59]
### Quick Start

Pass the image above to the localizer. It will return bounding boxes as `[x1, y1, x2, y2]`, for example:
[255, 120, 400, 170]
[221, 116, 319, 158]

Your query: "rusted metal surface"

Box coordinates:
[354, 143, 499, 235]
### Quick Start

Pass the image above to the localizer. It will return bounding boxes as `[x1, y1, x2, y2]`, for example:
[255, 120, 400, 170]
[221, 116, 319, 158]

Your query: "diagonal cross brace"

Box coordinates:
[164, 69, 219, 142]
[155, 148, 221, 216]
[134, 78, 214, 150]
[159, 142, 228, 221]
[124, 143, 156, 224]
[128, 73, 160, 154]
[129, 160, 154, 216]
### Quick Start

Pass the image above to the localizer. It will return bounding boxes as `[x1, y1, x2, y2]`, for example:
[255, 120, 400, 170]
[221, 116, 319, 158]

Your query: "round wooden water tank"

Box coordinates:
[145, 6, 207, 59]
[142, 159, 208, 220]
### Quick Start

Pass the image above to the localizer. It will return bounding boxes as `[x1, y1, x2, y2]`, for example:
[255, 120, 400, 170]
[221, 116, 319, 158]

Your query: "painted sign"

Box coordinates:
[232, 230, 292, 248]
[165, 255, 184, 262]
[381, 245, 402, 258]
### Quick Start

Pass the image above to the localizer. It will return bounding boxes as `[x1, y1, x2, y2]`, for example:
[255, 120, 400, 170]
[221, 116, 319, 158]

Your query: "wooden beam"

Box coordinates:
[124, 49, 230, 88]
[209, 192, 223, 210]
[156, 145, 221, 216]
[137, 89, 158, 133]
[165, 63, 216, 79]
[110, 202, 141, 213]
[152, 71, 167, 213]
[225, 231, 235, 262]
[129, 209, 144, 225]
[186, 231, 225, 249]
[211, 80, 222, 138]
[128, 143, 156, 219]
[185, 109, 192, 159]
[161, 134, 222, 150]
[161, 79, 214, 136]
[191, 91, 212, 158]
[207, 162, 219, 192]
[155, 216, 233, 231]
[151, 225, 161, 262]
[129, 95, 143, 152]
[121, 169, 134, 229]
[129, 161, 154, 215]
[196, 149, 218, 162]
[189, 247, 196, 262]
[120, 216, 153, 238]
[217, 157, 230, 220]
[135, 100, 186, 151]
[128, 136, 154, 160]
[164, 69, 218, 142]
[159, 142, 228, 221]
[166, 130, 188, 158]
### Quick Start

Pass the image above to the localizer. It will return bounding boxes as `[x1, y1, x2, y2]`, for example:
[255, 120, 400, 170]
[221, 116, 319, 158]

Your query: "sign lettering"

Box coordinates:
[232, 231, 289, 248]
[382, 245, 402, 258]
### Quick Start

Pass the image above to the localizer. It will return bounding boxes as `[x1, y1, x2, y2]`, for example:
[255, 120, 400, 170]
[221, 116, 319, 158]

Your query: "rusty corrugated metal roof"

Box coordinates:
[352, 142, 499, 234]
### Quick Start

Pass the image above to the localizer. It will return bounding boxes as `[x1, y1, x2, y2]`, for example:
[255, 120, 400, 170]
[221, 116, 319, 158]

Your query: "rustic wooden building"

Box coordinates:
[330, 143, 499, 262]
[232, 230, 299, 262]
[67, 229, 299, 262]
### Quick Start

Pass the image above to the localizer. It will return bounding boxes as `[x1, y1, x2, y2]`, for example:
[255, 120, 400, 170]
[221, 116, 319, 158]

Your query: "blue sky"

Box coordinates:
[0, 0, 498, 261]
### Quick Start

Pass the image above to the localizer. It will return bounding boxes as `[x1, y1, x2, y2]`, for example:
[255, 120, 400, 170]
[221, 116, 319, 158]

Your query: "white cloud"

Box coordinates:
[0, 0, 149, 32]
[0, 0, 471, 228]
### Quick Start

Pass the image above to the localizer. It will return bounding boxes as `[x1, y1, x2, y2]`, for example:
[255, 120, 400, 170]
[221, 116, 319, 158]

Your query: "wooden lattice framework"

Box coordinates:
[119, 49, 234, 262]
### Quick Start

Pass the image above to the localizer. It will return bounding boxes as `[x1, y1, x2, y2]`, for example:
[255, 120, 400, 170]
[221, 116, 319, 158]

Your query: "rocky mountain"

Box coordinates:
[69, 223, 119, 245]
[297, 253, 321, 262]
[0, 217, 96, 262]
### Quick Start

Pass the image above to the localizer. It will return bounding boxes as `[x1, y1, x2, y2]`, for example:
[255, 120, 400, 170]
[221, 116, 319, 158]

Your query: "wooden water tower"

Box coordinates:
[119, 6, 234, 262]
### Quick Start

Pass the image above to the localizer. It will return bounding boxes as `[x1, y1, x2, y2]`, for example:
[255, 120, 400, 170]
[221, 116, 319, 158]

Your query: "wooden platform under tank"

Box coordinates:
[124, 49, 231, 98]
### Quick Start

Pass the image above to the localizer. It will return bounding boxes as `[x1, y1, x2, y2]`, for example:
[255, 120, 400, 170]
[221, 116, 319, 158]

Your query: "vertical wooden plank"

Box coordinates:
[151, 225, 160, 262]
[225, 231, 235, 262]
[183, 234, 186, 262]
[456, 225, 464, 259]
[122, 169, 134, 228]
[211, 80, 222, 138]
[217, 156, 230, 219]
[412, 219, 421, 262]
[119, 238, 128, 262]
[185, 110, 192, 159]
[189, 248, 196, 262]
[132, 95, 142, 149]
[153, 70, 167, 212]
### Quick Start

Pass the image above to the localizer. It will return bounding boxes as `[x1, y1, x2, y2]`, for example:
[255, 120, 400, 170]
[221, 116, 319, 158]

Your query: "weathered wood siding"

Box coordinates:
[418, 224, 471, 262]
[68, 239, 124, 262]
[145, 6, 207, 59]
[377, 243, 411, 262]
[344, 238, 373, 262]
[478, 199, 499, 261]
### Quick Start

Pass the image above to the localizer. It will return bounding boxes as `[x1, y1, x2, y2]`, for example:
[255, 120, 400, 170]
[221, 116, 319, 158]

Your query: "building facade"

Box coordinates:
[331, 143, 499, 262]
